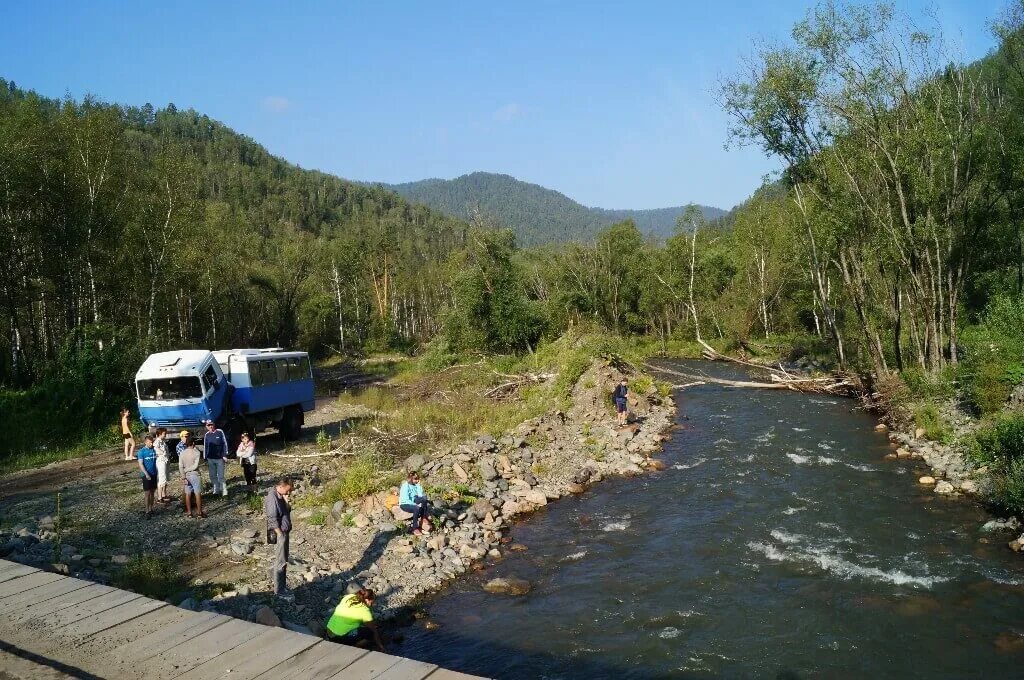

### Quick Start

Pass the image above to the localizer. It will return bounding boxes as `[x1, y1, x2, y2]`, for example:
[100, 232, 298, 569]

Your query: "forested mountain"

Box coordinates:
[0, 78, 469, 393]
[382, 172, 725, 244]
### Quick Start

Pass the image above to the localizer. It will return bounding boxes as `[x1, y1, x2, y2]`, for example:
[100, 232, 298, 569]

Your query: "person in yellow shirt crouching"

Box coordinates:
[325, 588, 385, 652]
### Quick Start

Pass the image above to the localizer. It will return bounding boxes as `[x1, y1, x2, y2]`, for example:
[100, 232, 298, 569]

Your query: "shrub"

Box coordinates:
[913, 404, 952, 443]
[974, 413, 1024, 463]
[995, 457, 1024, 515]
[113, 554, 186, 600]
[307, 509, 326, 526]
[961, 295, 1024, 415]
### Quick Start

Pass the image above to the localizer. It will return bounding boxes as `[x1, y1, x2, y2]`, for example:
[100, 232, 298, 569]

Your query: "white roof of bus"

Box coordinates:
[136, 350, 212, 379]
[213, 348, 308, 362]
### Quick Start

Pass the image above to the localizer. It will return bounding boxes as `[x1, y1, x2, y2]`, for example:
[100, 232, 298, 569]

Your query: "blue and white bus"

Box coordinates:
[135, 348, 315, 444]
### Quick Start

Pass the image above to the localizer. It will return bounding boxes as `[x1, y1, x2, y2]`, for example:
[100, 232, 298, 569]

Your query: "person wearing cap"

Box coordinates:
[176, 429, 190, 461]
[203, 420, 230, 497]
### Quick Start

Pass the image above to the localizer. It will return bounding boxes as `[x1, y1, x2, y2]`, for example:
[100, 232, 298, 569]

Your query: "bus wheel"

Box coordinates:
[281, 406, 304, 440]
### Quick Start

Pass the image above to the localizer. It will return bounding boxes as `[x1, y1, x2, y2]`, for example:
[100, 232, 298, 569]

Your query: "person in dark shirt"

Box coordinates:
[203, 420, 230, 497]
[265, 477, 294, 601]
[613, 379, 629, 426]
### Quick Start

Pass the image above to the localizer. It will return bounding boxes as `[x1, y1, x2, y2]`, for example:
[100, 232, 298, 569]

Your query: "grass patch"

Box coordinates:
[315, 448, 401, 505]
[113, 554, 187, 600]
[307, 509, 326, 526]
[913, 404, 952, 443]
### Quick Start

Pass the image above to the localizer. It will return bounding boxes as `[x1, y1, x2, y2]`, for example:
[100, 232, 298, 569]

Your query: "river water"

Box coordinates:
[396, 361, 1024, 678]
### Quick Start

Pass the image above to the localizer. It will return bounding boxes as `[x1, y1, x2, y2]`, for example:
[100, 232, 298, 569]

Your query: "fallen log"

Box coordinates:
[651, 364, 852, 394]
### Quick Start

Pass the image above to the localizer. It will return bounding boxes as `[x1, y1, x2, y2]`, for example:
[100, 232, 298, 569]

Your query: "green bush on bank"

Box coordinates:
[960, 296, 1024, 415]
[964, 412, 1024, 514]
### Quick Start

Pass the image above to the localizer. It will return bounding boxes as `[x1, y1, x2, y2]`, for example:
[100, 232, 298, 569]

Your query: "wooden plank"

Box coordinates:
[4, 583, 114, 624]
[147, 618, 262, 680]
[178, 626, 318, 680]
[425, 670, 486, 680]
[0, 577, 91, 610]
[57, 598, 167, 639]
[25, 589, 144, 630]
[375, 656, 439, 680]
[0, 561, 38, 583]
[85, 603, 193, 649]
[0, 570, 64, 598]
[328, 650, 402, 679]
[254, 641, 368, 680]
[109, 610, 229, 663]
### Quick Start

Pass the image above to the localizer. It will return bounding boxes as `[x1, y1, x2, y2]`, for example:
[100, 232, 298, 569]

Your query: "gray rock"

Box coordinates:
[111, 555, 130, 565]
[230, 542, 253, 556]
[483, 576, 532, 595]
[352, 513, 371, 528]
[254, 605, 283, 627]
[934, 480, 955, 495]
[479, 460, 499, 482]
[237, 585, 251, 596]
[178, 597, 197, 611]
[404, 454, 426, 472]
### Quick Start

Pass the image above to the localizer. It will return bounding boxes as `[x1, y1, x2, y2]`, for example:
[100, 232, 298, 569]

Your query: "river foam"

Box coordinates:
[748, 532, 948, 588]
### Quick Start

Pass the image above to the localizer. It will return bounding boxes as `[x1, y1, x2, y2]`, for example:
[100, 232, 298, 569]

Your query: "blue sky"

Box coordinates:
[0, 1, 1003, 210]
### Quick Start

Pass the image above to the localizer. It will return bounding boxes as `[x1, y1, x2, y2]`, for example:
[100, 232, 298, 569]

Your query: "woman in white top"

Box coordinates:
[237, 432, 257, 495]
[154, 428, 170, 502]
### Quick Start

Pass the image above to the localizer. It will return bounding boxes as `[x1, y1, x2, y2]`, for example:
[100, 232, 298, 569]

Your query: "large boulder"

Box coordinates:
[478, 459, 499, 482]
[934, 480, 955, 495]
[483, 577, 532, 595]
[404, 454, 426, 472]
[254, 606, 283, 627]
[391, 506, 414, 521]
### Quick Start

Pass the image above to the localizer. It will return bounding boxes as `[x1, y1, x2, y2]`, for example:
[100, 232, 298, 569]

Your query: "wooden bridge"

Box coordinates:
[0, 559, 484, 680]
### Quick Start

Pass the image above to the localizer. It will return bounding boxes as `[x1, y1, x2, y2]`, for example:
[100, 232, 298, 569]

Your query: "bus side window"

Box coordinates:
[275, 359, 288, 383]
[262, 360, 276, 384]
[202, 364, 219, 393]
[287, 357, 303, 381]
[249, 361, 262, 387]
[299, 356, 311, 380]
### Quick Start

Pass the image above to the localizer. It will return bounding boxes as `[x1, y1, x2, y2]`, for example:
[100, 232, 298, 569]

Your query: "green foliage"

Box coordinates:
[319, 449, 396, 504]
[994, 456, 1024, 515]
[307, 509, 326, 526]
[912, 404, 952, 443]
[900, 368, 956, 402]
[316, 429, 332, 452]
[445, 228, 543, 353]
[113, 554, 187, 601]
[962, 296, 1024, 414]
[973, 413, 1024, 464]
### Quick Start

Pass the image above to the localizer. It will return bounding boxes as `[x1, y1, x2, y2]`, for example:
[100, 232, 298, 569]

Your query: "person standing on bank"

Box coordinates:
[137, 435, 158, 518]
[154, 427, 171, 503]
[236, 432, 257, 496]
[178, 437, 206, 519]
[613, 378, 629, 426]
[120, 407, 136, 461]
[265, 477, 294, 601]
[203, 420, 229, 497]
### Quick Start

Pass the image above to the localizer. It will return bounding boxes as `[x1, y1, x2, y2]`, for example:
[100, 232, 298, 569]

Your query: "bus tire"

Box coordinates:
[281, 406, 304, 440]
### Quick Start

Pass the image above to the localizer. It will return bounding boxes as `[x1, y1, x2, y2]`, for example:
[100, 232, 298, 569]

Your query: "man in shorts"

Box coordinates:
[178, 437, 206, 519]
[613, 379, 629, 426]
[121, 407, 136, 461]
[137, 435, 158, 518]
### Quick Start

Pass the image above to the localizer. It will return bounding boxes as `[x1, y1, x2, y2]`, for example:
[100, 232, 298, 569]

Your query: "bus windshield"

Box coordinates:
[137, 376, 203, 401]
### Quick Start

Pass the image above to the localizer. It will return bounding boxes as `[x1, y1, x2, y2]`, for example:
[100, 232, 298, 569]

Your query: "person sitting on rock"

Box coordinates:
[325, 588, 385, 651]
[613, 378, 629, 426]
[399, 471, 432, 536]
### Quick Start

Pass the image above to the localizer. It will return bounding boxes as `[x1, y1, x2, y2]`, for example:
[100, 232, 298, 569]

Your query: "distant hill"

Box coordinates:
[380, 172, 726, 245]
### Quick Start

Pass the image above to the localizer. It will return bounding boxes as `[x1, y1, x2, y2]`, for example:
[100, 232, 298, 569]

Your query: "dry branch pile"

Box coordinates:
[483, 372, 558, 399]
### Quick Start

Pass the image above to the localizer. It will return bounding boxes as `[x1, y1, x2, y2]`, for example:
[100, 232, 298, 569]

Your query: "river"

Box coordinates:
[394, 360, 1024, 678]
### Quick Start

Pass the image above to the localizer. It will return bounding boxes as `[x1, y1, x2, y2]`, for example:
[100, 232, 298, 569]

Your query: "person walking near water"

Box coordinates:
[178, 437, 205, 518]
[265, 477, 294, 601]
[613, 379, 629, 426]
[236, 432, 258, 496]
[120, 408, 135, 461]
[325, 588, 385, 651]
[399, 471, 432, 535]
[154, 427, 170, 503]
[203, 420, 229, 497]
[137, 435, 158, 518]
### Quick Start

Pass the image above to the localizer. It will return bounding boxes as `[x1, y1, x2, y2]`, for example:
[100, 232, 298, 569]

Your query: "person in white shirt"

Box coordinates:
[237, 432, 258, 496]
[154, 427, 171, 503]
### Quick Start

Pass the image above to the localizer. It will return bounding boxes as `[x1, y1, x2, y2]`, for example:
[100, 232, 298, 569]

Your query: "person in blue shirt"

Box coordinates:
[137, 435, 159, 519]
[399, 471, 432, 535]
[203, 420, 230, 497]
[613, 379, 629, 426]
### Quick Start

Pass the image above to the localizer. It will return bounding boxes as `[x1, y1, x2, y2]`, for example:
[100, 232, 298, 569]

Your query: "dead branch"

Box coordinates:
[483, 372, 558, 399]
[267, 449, 355, 459]
[653, 364, 852, 394]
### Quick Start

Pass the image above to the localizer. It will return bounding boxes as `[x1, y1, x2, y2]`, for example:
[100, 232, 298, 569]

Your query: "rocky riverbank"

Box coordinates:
[0, 359, 675, 636]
